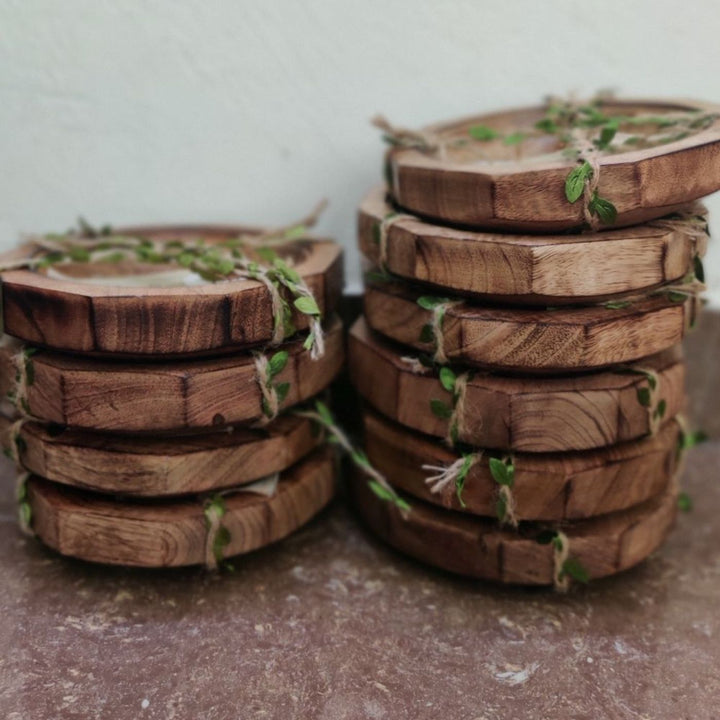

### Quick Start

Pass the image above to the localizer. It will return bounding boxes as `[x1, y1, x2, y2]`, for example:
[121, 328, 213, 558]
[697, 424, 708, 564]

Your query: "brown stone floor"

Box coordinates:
[1, 310, 719, 720]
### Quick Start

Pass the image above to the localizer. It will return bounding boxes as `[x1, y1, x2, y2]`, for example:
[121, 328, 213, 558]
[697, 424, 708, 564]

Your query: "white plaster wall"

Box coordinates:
[2, 0, 720, 300]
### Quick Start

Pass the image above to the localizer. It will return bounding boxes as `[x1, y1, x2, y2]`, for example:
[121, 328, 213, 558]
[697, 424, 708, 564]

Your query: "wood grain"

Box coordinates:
[0, 234, 343, 357]
[351, 468, 677, 585]
[1, 414, 322, 497]
[348, 317, 687, 452]
[386, 98, 720, 231]
[364, 409, 680, 521]
[364, 280, 698, 372]
[28, 446, 335, 567]
[0, 316, 344, 432]
[359, 186, 707, 305]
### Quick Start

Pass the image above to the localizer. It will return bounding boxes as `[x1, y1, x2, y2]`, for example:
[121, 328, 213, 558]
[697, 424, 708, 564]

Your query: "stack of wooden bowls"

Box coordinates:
[0, 223, 344, 568]
[350, 97, 720, 588]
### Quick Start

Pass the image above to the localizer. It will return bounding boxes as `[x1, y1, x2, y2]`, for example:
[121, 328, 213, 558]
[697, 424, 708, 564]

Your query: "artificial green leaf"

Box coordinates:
[303, 331, 315, 351]
[268, 351, 289, 378]
[655, 399, 667, 419]
[668, 291, 687, 302]
[18, 502, 32, 528]
[217, 259, 235, 275]
[316, 400, 334, 426]
[535, 118, 558, 133]
[178, 251, 194, 267]
[496, 495, 507, 522]
[694, 255, 705, 283]
[274, 382, 290, 404]
[604, 300, 631, 310]
[589, 193, 618, 224]
[369, 480, 394, 502]
[256, 247, 277, 263]
[419, 324, 434, 343]
[439, 366, 456, 393]
[468, 124, 499, 141]
[637, 387, 652, 407]
[596, 120, 619, 149]
[677, 491, 693, 512]
[294, 296, 321, 316]
[365, 270, 391, 284]
[69, 247, 91, 262]
[417, 296, 449, 310]
[565, 161, 592, 203]
[488, 457, 513, 487]
[562, 557, 590, 583]
[430, 399, 452, 419]
[503, 132, 526, 146]
[273, 258, 302, 284]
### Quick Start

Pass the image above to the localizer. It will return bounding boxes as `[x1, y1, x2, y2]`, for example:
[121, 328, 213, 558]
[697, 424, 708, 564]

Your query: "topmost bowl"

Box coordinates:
[384, 98, 720, 232]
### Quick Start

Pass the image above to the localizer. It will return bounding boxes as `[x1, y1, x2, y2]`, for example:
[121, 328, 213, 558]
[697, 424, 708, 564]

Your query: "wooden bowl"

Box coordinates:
[27, 447, 335, 568]
[351, 468, 677, 585]
[0, 316, 344, 432]
[363, 280, 698, 373]
[385, 98, 720, 231]
[348, 317, 686, 453]
[359, 186, 707, 305]
[363, 409, 680, 521]
[2, 413, 322, 497]
[0, 230, 342, 357]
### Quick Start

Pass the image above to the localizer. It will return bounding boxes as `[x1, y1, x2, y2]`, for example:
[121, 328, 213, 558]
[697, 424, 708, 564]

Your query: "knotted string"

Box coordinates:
[371, 115, 441, 154]
[446, 372, 469, 446]
[423, 452, 482, 506]
[570, 128, 602, 230]
[377, 213, 415, 271]
[400, 356, 431, 375]
[253, 353, 280, 425]
[429, 302, 460, 365]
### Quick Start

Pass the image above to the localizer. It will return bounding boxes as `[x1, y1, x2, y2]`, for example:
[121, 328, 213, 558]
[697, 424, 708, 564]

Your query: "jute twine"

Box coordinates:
[202, 474, 280, 570]
[294, 406, 410, 519]
[422, 452, 482, 506]
[203, 500, 224, 570]
[253, 353, 280, 425]
[371, 115, 441, 155]
[429, 302, 460, 365]
[636, 367, 662, 436]
[377, 213, 414, 271]
[446, 372, 469, 446]
[553, 531, 572, 593]
[400, 356, 431, 375]
[497, 454, 518, 529]
[569, 128, 602, 230]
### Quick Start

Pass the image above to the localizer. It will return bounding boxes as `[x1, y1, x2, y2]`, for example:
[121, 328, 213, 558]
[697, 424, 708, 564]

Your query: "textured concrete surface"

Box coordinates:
[1, 312, 719, 719]
[1, 446, 719, 720]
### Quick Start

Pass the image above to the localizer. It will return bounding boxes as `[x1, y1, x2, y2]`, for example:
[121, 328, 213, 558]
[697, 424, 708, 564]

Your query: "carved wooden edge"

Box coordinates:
[348, 317, 687, 452]
[0, 316, 344, 432]
[363, 280, 698, 372]
[386, 98, 720, 230]
[27, 446, 336, 567]
[0, 413, 322, 497]
[0, 238, 343, 357]
[350, 466, 677, 585]
[363, 408, 681, 521]
[358, 185, 707, 304]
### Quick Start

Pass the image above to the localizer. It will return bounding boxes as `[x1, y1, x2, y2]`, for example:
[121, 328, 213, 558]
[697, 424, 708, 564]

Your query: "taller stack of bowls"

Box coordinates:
[350, 97, 718, 588]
